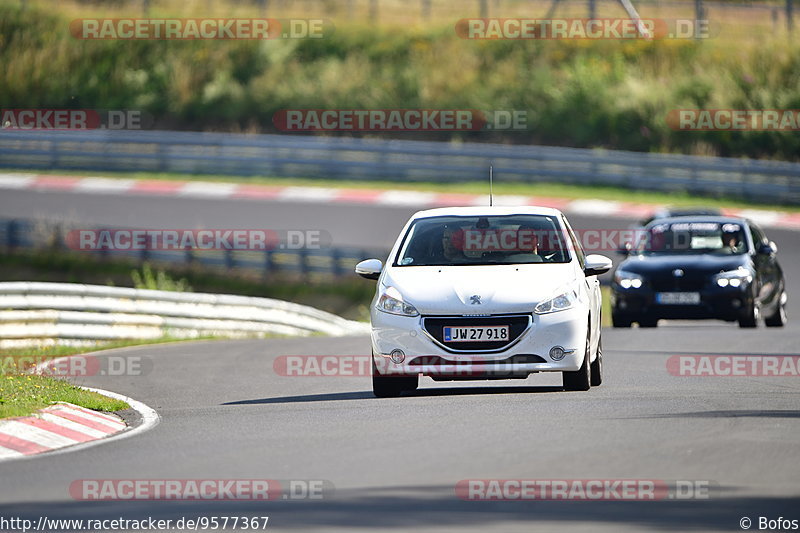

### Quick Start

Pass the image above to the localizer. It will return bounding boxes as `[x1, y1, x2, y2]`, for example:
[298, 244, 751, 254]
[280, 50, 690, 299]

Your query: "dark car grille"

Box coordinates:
[649, 273, 709, 292]
[422, 314, 531, 352]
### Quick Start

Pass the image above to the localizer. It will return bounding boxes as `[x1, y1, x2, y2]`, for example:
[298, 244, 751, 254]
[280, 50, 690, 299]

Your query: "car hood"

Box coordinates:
[382, 264, 577, 315]
[618, 253, 750, 275]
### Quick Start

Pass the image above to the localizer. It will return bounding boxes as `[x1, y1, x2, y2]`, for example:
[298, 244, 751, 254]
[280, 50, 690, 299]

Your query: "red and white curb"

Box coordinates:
[2, 172, 799, 230]
[0, 403, 125, 459]
[0, 386, 159, 462]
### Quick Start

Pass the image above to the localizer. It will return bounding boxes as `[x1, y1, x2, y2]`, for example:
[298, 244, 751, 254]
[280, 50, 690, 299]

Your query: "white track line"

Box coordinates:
[0, 174, 37, 188]
[75, 178, 137, 193]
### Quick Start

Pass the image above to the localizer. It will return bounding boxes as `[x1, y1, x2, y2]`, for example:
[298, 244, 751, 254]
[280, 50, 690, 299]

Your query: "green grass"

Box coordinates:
[0, 373, 129, 419]
[601, 286, 613, 328]
[2, 168, 795, 212]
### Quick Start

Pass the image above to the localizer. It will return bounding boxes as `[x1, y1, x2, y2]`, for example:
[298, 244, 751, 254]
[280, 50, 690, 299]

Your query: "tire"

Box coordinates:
[563, 334, 591, 391]
[764, 294, 787, 327]
[638, 318, 659, 328]
[371, 354, 418, 398]
[738, 301, 759, 328]
[612, 314, 632, 328]
[590, 336, 603, 387]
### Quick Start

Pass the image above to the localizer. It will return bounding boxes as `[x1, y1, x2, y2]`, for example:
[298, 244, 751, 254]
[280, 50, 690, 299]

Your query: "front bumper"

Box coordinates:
[611, 283, 753, 321]
[370, 306, 588, 378]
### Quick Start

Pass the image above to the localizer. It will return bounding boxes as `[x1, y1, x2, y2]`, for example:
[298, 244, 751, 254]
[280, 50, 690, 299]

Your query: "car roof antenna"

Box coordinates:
[489, 164, 493, 207]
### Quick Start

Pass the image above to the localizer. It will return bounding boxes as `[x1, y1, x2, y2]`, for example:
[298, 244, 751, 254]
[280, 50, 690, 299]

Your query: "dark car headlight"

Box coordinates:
[614, 270, 644, 289]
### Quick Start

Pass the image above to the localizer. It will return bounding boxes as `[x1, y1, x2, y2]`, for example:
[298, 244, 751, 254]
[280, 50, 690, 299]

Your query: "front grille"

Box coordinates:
[422, 314, 531, 352]
[650, 273, 708, 292]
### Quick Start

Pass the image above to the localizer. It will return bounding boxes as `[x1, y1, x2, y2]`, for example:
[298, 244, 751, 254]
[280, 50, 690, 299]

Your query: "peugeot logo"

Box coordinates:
[470, 295, 482, 305]
[673, 269, 685, 277]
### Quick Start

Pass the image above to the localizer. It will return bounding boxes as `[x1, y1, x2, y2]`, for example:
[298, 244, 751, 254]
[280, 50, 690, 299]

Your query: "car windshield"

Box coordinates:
[395, 215, 571, 266]
[636, 221, 747, 255]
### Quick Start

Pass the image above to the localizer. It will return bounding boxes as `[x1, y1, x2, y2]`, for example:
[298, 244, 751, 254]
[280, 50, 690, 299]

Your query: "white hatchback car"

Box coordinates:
[356, 206, 613, 397]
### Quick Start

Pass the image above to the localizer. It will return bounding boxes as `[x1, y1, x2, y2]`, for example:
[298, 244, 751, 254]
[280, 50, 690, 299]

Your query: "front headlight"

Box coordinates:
[714, 268, 752, 288]
[377, 287, 419, 317]
[614, 270, 644, 289]
[534, 288, 579, 314]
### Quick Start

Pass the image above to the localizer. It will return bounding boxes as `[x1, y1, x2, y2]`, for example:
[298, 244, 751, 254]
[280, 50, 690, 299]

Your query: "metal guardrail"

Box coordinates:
[0, 282, 370, 348]
[1, 129, 799, 204]
[1, 219, 389, 279]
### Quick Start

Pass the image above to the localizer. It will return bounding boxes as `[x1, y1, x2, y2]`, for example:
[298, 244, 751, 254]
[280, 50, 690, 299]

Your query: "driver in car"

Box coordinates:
[722, 227, 744, 253]
[441, 225, 464, 262]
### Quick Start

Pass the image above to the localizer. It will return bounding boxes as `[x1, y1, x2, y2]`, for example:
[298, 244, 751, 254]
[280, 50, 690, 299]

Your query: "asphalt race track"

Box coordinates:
[1, 188, 799, 532]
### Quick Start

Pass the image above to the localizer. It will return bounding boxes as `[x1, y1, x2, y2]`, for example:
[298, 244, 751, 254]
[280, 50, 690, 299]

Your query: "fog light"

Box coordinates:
[390, 349, 405, 364]
[549, 346, 566, 361]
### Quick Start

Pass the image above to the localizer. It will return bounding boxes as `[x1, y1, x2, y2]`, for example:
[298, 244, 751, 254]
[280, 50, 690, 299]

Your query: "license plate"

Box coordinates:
[443, 325, 509, 342]
[656, 292, 701, 305]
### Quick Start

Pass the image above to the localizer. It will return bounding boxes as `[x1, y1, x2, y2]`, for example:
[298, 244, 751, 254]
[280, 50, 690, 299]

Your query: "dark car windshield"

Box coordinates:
[394, 215, 571, 266]
[636, 221, 748, 256]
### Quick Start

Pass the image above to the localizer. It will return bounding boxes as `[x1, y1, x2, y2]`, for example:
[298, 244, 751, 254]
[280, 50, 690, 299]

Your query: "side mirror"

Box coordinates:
[584, 254, 613, 276]
[757, 241, 777, 256]
[355, 259, 383, 280]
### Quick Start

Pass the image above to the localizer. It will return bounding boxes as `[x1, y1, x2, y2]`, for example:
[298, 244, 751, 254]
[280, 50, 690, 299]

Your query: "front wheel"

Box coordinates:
[612, 314, 632, 328]
[590, 336, 603, 387]
[563, 335, 591, 391]
[738, 302, 759, 328]
[764, 295, 787, 327]
[372, 354, 418, 398]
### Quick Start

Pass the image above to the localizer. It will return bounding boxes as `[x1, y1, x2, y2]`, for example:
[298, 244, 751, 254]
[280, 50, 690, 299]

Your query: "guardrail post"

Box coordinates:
[50, 223, 63, 251]
[6, 220, 19, 251]
[331, 248, 342, 277]
[264, 249, 275, 279]
[299, 249, 310, 279]
[158, 143, 168, 172]
[225, 249, 235, 270]
[141, 233, 150, 263]
[185, 244, 194, 267]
